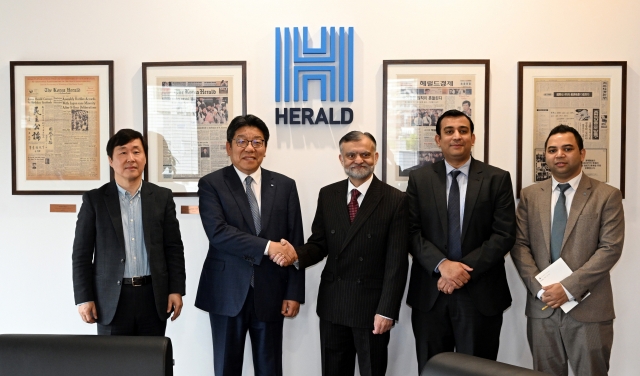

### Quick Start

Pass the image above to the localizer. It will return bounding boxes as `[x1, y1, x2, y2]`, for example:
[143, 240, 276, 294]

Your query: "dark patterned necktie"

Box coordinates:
[348, 189, 360, 223]
[550, 183, 571, 263]
[448, 170, 462, 261]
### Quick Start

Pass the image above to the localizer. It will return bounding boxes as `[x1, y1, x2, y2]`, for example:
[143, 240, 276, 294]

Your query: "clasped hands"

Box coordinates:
[437, 260, 473, 294]
[268, 239, 298, 267]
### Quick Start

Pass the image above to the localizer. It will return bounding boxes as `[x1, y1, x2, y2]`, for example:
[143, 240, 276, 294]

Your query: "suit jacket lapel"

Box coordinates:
[431, 162, 449, 236]
[259, 169, 275, 236]
[461, 159, 483, 242]
[537, 179, 553, 258]
[223, 165, 257, 235]
[341, 176, 383, 252]
[141, 181, 153, 256]
[562, 174, 592, 251]
[104, 181, 126, 251]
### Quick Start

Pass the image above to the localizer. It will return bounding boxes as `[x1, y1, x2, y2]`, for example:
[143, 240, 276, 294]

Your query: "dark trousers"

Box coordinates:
[411, 287, 503, 374]
[97, 283, 166, 336]
[209, 287, 284, 376]
[319, 319, 390, 376]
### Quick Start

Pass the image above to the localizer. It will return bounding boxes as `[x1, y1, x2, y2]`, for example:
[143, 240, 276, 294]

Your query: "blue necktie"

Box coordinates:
[448, 170, 462, 261]
[245, 176, 261, 236]
[245, 176, 260, 287]
[550, 183, 571, 263]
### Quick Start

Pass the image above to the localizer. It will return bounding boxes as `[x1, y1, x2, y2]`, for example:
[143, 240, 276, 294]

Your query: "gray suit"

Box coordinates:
[511, 174, 624, 375]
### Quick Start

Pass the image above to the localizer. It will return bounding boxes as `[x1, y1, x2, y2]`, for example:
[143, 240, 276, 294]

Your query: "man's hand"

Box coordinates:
[437, 277, 457, 294]
[270, 239, 298, 267]
[540, 283, 569, 309]
[372, 314, 393, 335]
[438, 260, 473, 288]
[281, 300, 300, 317]
[78, 301, 98, 324]
[167, 293, 183, 321]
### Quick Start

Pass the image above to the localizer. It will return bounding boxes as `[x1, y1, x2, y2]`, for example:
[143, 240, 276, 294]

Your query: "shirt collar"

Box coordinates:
[116, 181, 143, 198]
[233, 166, 262, 186]
[347, 173, 374, 197]
[551, 171, 582, 191]
[444, 157, 471, 177]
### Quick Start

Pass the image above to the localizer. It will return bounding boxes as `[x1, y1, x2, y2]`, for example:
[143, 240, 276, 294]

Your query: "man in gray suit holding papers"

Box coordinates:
[511, 125, 625, 376]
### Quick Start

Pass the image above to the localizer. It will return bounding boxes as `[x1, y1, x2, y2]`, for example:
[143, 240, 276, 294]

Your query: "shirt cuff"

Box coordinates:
[77, 301, 92, 306]
[293, 259, 300, 269]
[435, 258, 447, 273]
[561, 284, 575, 301]
[263, 241, 270, 256]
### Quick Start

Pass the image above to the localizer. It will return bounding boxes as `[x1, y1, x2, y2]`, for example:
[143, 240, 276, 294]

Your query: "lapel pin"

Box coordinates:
[271, 184, 274, 187]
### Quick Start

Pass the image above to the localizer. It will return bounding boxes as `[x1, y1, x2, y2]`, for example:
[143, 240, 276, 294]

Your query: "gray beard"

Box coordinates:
[344, 164, 374, 180]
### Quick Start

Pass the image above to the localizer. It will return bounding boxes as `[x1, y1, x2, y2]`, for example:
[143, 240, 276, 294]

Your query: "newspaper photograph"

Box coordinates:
[533, 78, 609, 182]
[24, 76, 101, 180]
[147, 76, 233, 181]
[387, 74, 475, 178]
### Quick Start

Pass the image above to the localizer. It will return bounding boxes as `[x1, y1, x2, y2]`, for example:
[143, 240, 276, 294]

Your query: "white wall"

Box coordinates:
[1, 1, 638, 375]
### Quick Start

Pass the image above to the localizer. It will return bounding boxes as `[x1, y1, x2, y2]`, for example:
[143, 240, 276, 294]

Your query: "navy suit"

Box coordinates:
[195, 165, 304, 375]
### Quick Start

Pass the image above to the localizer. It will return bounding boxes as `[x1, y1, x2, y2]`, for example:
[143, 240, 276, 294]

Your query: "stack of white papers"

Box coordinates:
[535, 258, 589, 313]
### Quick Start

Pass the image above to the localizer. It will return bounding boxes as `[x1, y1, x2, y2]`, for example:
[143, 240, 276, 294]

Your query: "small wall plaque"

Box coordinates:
[50, 204, 77, 213]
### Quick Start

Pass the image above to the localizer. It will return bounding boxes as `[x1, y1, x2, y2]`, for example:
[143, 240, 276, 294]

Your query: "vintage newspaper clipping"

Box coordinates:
[24, 76, 100, 180]
[533, 78, 609, 182]
[148, 77, 232, 181]
[388, 74, 475, 178]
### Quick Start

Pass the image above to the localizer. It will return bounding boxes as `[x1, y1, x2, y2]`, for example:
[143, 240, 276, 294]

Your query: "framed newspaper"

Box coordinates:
[10, 61, 114, 195]
[382, 60, 490, 191]
[517, 61, 627, 197]
[142, 61, 247, 196]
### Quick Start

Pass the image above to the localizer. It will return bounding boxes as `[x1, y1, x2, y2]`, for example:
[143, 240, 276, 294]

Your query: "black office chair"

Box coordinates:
[0, 334, 173, 376]
[422, 352, 549, 376]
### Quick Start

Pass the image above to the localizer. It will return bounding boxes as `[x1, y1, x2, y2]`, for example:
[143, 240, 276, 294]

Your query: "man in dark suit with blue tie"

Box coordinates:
[406, 110, 516, 373]
[276, 131, 408, 376]
[195, 114, 304, 376]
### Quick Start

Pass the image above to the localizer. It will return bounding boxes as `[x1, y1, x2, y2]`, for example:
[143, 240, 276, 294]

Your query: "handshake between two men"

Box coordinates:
[267, 239, 297, 267]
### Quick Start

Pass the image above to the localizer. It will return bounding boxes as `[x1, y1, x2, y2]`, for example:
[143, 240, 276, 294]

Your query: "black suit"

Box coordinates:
[195, 165, 304, 375]
[296, 175, 408, 376]
[72, 181, 185, 331]
[406, 158, 515, 371]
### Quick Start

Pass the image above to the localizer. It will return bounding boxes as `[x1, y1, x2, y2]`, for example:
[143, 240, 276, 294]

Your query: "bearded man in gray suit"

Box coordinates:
[511, 125, 625, 376]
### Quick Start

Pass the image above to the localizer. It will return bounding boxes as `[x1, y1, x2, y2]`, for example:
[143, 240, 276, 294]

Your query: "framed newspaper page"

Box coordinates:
[10, 61, 114, 195]
[517, 61, 627, 198]
[142, 61, 246, 196]
[382, 60, 490, 191]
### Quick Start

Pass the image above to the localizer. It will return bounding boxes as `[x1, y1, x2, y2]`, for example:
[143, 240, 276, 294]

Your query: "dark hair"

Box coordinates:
[462, 100, 471, 107]
[226, 114, 270, 145]
[544, 124, 584, 150]
[338, 131, 377, 151]
[435, 109, 474, 135]
[106, 129, 147, 158]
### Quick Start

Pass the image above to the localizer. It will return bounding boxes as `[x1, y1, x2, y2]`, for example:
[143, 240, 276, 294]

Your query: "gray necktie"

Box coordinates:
[245, 176, 260, 287]
[448, 170, 462, 261]
[550, 183, 571, 263]
[245, 176, 261, 235]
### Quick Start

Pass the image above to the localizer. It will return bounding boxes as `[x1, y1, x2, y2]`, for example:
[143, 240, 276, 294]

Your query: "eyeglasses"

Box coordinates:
[233, 138, 265, 149]
[343, 152, 372, 160]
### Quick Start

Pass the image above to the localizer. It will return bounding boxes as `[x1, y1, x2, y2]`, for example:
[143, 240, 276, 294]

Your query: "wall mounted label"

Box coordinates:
[275, 27, 354, 125]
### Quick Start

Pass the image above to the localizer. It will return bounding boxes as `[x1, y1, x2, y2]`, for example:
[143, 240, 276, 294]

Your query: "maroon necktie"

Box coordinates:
[348, 189, 360, 223]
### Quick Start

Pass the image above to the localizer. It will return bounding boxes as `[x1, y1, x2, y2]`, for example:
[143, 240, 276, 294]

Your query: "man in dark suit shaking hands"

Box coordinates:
[195, 115, 303, 376]
[276, 131, 408, 376]
[406, 110, 516, 373]
[72, 129, 186, 335]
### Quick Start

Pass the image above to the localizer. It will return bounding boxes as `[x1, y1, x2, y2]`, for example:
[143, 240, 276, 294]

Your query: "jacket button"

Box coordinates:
[337, 277, 341, 281]
[335, 256, 339, 260]
[120, 259, 125, 263]
[117, 281, 121, 285]
[330, 230, 335, 234]
[367, 234, 371, 239]
[357, 279, 361, 284]
[359, 257, 363, 261]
